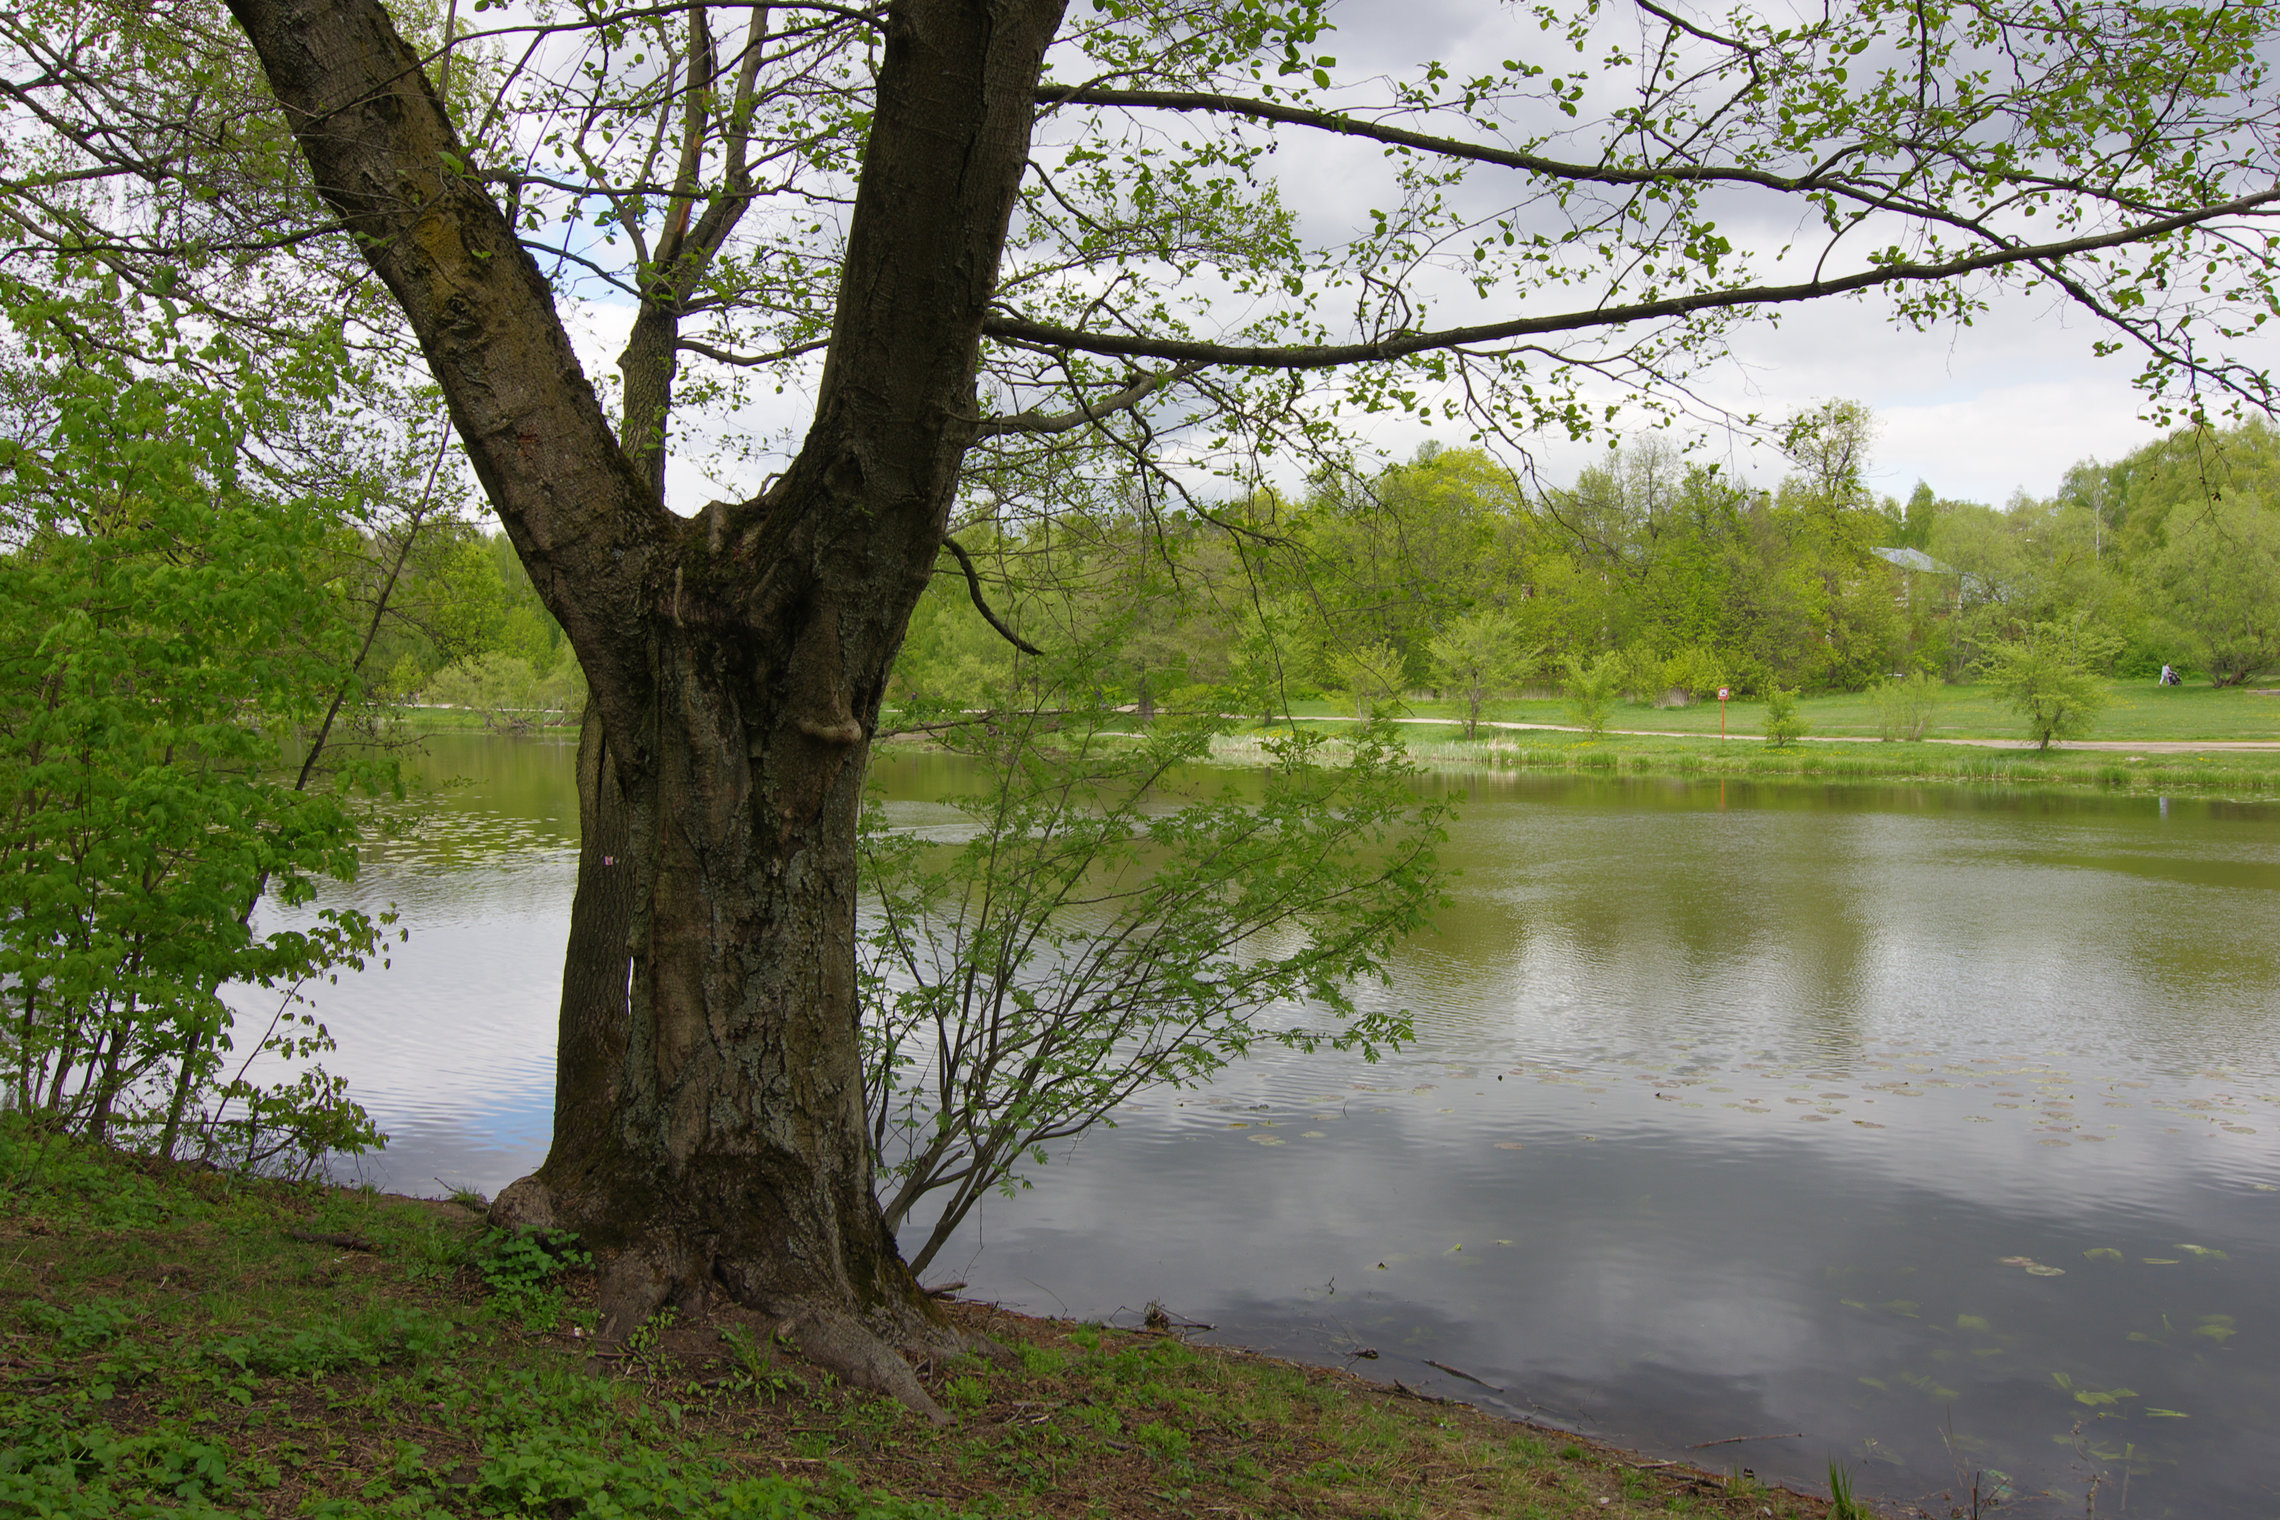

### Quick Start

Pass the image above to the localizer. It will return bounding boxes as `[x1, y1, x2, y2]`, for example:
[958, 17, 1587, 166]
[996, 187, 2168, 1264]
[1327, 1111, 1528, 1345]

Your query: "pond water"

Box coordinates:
[249, 733, 2280, 1518]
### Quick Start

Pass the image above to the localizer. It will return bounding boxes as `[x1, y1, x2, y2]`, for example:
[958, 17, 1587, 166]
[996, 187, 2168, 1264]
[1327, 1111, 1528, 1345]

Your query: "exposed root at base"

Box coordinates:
[778, 1308, 948, 1424]
[490, 1173, 957, 1423]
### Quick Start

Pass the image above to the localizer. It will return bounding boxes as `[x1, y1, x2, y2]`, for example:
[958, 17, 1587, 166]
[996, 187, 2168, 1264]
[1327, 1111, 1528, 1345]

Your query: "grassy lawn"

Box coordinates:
[1205, 726, 2280, 797]
[0, 1124, 1846, 1519]
[1276, 678, 2280, 746]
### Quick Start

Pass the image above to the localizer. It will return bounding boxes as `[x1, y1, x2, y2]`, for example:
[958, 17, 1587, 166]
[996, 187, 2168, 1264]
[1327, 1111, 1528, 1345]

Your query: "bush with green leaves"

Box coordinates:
[1333, 639, 1410, 723]
[1868, 672, 1942, 741]
[0, 291, 395, 1167]
[2146, 495, 2280, 686]
[424, 649, 587, 729]
[859, 679, 1445, 1274]
[474, 1228, 592, 1327]
[1763, 688, 1808, 747]
[1982, 617, 2123, 750]
[1428, 611, 1535, 737]
[1562, 652, 1622, 735]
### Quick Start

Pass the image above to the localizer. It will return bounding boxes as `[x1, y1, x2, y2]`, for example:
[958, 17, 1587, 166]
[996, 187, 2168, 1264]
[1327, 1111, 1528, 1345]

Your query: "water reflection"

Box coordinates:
[246, 738, 2280, 1517]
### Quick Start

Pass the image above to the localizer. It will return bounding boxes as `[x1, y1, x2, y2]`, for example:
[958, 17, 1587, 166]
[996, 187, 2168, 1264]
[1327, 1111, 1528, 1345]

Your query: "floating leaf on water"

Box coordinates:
[2072, 1386, 2137, 1407]
[1898, 1370, 1960, 1400]
[2145, 1409, 2190, 1418]
[1493, 1142, 1526, 1150]
[2252, 1183, 2278, 1193]
[2142, 1258, 2180, 1266]
[1301, 1131, 1327, 1139]
[1956, 1315, 1992, 1332]
[1446, 1244, 1463, 1254]
[1800, 1114, 1831, 1123]
[1226, 1122, 1250, 1128]
[2000, 1257, 2065, 1276]
[1495, 1239, 1514, 1246]
[1854, 1120, 1886, 1129]
[2175, 1243, 2228, 1260]
[2192, 1315, 2236, 1343]
[1857, 1377, 1889, 1390]
[2084, 1248, 2124, 1262]
[1247, 1134, 1284, 1146]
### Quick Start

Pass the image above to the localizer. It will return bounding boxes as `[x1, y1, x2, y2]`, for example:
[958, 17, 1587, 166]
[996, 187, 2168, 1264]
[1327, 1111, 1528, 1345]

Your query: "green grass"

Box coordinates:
[1204, 725, 2280, 797]
[1279, 677, 2280, 745]
[0, 1121, 1851, 1519]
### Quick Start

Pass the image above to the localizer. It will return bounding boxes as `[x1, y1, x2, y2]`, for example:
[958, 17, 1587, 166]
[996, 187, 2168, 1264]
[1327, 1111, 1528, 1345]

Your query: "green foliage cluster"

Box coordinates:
[1982, 619, 2125, 752]
[880, 412, 2279, 758]
[474, 1227, 594, 1330]
[397, 536, 587, 728]
[860, 665, 1445, 1274]
[1563, 652, 1622, 735]
[1761, 689, 1808, 749]
[0, 278, 405, 1169]
[1867, 673, 1943, 742]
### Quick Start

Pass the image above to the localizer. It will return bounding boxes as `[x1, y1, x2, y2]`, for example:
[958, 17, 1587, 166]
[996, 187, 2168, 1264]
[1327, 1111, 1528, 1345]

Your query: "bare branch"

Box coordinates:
[975, 362, 1199, 437]
[939, 535, 1045, 656]
[984, 190, 2280, 371]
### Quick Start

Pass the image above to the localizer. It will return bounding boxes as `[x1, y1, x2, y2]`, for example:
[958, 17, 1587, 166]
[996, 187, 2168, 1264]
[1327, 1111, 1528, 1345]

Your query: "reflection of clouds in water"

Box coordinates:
[230, 857, 573, 1196]
[270, 751, 2280, 1517]
[932, 1055, 2279, 1513]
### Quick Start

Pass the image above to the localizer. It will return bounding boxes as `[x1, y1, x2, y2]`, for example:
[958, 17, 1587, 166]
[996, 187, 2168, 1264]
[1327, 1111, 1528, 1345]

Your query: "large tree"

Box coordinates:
[13, 0, 2278, 1412]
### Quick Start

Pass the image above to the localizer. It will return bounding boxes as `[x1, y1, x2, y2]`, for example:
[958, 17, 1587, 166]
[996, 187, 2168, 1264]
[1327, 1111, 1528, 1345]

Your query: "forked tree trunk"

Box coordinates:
[228, 0, 1069, 1413]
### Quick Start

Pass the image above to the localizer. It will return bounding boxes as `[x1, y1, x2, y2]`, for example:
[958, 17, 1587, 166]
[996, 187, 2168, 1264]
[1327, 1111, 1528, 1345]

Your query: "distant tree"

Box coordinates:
[1781, 400, 1878, 512]
[426, 652, 587, 730]
[1762, 687, 1809, 747]
[1563, 653, 1623, 736]
[1428, 612, 1535, 738]
[1868, 673, 1942, 742]
[1662, 646, 1729, 703]
[1336, 641, 1412, 724]
[2147, 497, 2280, 685]
[1982, 619, 2124, 750]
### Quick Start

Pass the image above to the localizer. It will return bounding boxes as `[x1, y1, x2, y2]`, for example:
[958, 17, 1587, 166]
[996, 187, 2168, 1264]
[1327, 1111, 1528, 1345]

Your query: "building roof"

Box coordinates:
[1871, 546, 1957, 574]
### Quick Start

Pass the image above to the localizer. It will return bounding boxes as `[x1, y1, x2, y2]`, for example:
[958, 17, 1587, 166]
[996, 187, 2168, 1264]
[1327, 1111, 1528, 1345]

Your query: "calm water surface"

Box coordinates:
[248, 735, 2280, 1517]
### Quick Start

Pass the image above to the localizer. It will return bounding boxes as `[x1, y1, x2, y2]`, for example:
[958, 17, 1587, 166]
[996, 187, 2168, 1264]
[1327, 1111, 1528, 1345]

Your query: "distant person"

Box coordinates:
[2159, 664, 2180, 686]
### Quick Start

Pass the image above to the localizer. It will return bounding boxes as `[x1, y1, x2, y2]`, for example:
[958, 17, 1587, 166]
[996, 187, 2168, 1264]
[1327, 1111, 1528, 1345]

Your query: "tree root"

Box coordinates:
[487, 1173, 959, 1422]
[777, 1307, 948, 1423]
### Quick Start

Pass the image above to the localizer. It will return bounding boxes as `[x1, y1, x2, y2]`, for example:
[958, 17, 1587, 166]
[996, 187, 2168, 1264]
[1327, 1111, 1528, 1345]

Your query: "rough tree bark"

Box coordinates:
[225, 0, 1069, 1411]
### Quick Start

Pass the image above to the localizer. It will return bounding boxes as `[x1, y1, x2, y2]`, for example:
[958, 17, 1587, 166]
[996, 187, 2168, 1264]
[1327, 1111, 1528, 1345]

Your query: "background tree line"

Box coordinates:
[884, 406, 2280, 723]
[393, 400, 2280, 723]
